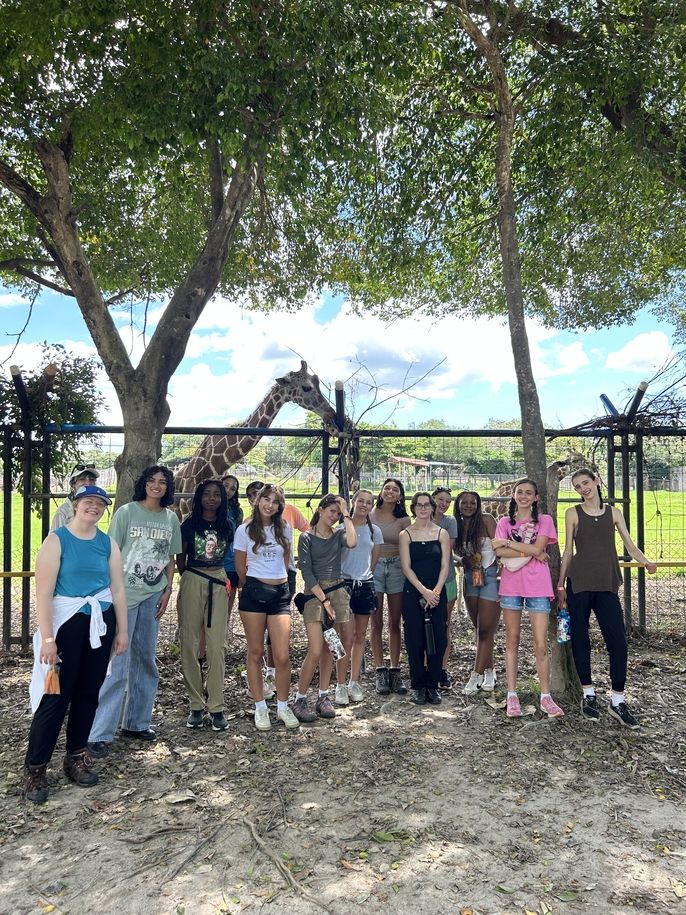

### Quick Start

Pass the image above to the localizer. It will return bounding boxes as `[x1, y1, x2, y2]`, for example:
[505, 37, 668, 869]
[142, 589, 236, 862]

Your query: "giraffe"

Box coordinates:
[479, 449, 590, 519]
[173, 361, 338, 507]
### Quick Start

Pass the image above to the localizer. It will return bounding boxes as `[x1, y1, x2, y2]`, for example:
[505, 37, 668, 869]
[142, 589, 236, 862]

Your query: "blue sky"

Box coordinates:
[0, 285, 677, 430]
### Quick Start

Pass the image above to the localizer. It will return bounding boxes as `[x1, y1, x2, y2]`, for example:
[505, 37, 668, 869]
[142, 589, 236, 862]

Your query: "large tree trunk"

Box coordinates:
[456, 1, 579, 698]
[2, 125, 262, 506]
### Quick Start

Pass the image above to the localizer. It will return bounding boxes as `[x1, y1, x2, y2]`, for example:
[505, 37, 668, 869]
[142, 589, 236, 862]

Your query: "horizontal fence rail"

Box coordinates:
[2, 422, 685, 648]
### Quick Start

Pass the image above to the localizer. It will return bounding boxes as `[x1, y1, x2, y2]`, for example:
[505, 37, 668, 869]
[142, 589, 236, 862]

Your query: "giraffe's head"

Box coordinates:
[547, 449, 593, 489]
[275, 361, 338, 432]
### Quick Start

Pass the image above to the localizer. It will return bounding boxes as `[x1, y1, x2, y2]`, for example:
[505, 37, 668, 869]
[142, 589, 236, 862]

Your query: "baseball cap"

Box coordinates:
[70, 463, 99, 484]
[73, 485, 112, 505]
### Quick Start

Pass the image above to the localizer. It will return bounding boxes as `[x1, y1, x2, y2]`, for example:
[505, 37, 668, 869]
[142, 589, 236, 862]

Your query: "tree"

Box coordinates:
[0, 343, 104, 498]
[0, 0, 413, 504]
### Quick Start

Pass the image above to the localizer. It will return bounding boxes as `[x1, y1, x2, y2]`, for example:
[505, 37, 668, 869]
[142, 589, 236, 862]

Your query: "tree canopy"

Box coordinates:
[327, 1, 686, 330]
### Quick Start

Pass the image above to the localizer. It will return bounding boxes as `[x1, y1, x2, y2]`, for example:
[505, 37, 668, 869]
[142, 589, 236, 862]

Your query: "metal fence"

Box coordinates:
[2, 422, 685, 649]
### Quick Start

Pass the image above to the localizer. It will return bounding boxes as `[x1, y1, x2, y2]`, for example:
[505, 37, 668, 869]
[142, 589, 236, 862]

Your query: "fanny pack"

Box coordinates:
[244, 578, 288, 603]
[294, 580, 348, 615]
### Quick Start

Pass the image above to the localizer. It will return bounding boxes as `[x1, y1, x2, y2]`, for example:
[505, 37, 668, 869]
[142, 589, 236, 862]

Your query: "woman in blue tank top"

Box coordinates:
[23, 485, 128, 804]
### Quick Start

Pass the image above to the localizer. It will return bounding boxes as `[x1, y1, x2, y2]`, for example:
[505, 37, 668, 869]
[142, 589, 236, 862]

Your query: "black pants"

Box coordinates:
[402, 586, 447, 690]
[26, 608, 116, 767]
[566, 579, 627, 692]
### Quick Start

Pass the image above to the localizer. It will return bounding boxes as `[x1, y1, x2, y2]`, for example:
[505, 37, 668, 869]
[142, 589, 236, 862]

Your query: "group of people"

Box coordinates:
[24, 465, 656, 804]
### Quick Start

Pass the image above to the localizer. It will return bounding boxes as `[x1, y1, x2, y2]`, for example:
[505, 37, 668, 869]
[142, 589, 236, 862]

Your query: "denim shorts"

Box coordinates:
[239, 577, 291, 615]
[463, 563, 499, 601]
[372, 556, 405, 595]
[500, 595, 551, 613]
[344, 579, 377, 615]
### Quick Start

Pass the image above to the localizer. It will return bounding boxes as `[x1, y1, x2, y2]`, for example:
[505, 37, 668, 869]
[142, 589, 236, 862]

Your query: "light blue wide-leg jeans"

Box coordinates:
[88, 592, 161, 742]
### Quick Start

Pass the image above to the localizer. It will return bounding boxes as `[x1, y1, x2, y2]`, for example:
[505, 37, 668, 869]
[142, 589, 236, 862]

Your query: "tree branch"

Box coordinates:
[0, 264, 75, 296]
[0, 158, 44, 220]
[139, 137, 263, 389]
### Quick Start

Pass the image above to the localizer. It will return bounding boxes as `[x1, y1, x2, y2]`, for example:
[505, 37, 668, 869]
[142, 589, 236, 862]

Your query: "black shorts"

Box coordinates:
[344, 579, 377, 615]
[288, 568, 296, 597]
[226, 570, 239, 589]
[239, 577, 291, 615]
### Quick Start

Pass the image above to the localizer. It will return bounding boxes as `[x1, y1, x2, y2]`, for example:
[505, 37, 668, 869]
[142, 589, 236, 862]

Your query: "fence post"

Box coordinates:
[635, 432, 646, 632]
[41, 430, 51, 541]
[321, 432, 330, 497]
[620, 431, 632, 632]
[2, 427, 12, 650]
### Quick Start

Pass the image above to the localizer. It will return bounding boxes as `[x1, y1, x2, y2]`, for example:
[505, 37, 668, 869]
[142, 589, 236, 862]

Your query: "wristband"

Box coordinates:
[557, 587, 565, 591]
[42, 637, 55, 644]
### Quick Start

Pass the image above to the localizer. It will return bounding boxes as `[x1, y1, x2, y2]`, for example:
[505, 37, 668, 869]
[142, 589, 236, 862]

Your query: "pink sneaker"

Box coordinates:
[506, 694, 522, 717]
[540, 695, 564, 717]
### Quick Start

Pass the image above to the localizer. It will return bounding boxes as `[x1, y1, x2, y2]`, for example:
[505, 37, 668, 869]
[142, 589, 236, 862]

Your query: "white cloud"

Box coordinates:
[0, 292, 27, 308]
[160, 297, 590, 426]
[605, 331, 674, 373]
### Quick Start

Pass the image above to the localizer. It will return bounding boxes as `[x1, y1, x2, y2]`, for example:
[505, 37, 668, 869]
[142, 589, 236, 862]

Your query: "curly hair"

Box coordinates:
[188, 479, 233, 542]
[375, 478, 408, 518]
[507, 478, 540, 525]
[454, 491, 486, 557]
[132, 465, 175, 507]
[246, 484, 290, 560]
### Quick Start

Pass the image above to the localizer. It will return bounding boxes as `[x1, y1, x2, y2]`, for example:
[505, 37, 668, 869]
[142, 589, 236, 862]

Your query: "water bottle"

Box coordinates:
[323, 625, 346, 660]
[557, 607, 571, 644]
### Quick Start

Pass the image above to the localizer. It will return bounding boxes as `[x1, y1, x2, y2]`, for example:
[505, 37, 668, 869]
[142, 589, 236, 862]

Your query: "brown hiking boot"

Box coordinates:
[63, 749, 99, 787]
[24, 764, 49, 804]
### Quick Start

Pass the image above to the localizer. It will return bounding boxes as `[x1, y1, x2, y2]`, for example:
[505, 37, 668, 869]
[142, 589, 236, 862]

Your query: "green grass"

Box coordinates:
[1, 487, 683, 574]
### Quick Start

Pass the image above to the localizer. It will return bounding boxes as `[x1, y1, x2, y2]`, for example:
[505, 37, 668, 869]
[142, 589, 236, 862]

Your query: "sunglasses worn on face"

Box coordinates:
[415, 502, 432, 509]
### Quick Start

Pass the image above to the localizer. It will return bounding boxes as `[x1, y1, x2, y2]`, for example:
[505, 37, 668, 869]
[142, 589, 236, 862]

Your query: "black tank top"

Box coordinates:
[408, 539, 442, 590]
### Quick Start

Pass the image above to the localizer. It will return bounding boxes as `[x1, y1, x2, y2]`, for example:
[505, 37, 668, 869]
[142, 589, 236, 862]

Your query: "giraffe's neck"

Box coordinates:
[240, 384, 286, 431]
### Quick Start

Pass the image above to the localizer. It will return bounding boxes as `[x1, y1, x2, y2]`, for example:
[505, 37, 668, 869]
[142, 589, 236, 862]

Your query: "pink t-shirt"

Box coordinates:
[495, 513, 557, 598]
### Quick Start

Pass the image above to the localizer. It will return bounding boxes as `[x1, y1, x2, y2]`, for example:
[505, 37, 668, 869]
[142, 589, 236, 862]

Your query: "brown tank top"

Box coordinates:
[568, 505, 622, 593]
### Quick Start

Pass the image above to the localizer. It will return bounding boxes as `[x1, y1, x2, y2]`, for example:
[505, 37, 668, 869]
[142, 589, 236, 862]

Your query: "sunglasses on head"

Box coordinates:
[72, 463, 96, 473]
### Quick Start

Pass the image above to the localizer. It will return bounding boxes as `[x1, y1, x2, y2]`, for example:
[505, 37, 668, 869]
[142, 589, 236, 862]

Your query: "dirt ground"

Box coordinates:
[1, 619, 685, 915]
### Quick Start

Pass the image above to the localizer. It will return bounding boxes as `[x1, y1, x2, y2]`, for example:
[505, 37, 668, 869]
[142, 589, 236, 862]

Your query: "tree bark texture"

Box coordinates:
[455, 2, 549, 509]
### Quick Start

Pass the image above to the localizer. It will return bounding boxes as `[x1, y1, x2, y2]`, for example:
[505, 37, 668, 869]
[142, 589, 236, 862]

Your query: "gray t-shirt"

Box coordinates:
[437, 514, 458, 583]
[341, 523, 384, 581]
[298, 527, 351, 589]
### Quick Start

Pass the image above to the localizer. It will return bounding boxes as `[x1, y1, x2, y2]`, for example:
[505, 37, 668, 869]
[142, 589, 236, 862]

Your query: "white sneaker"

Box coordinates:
[481, 668, 496, 692]
[463, 671, 484, 696]
[348, 682, 364, 702]
[276, 706, 300, 729]
[334, 684, 350, 706]
[263, 674, 276, 701]
[255, 707, 272, 731]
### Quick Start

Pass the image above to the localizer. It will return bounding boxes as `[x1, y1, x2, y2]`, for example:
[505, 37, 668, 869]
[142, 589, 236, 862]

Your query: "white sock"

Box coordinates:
[583, 686, 596, 698]
[266, 667, 275, 678]
[255, 700, 267, 711]
[507, 691, 518, 699]
[277, 699, 289, 713]
[611, 692, 625, 707]
[349, 680, 359, 688]
[541, 692, 551, 701]
[318, 689, 329, 698]
[296, 691, 308, 702]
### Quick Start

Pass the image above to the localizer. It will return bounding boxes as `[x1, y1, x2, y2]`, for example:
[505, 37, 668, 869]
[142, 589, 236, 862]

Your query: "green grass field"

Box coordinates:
[1, 487, 683, 573]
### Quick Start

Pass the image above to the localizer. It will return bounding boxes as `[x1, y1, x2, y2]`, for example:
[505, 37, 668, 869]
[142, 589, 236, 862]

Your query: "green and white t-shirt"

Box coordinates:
[109, 501, 182, 607]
